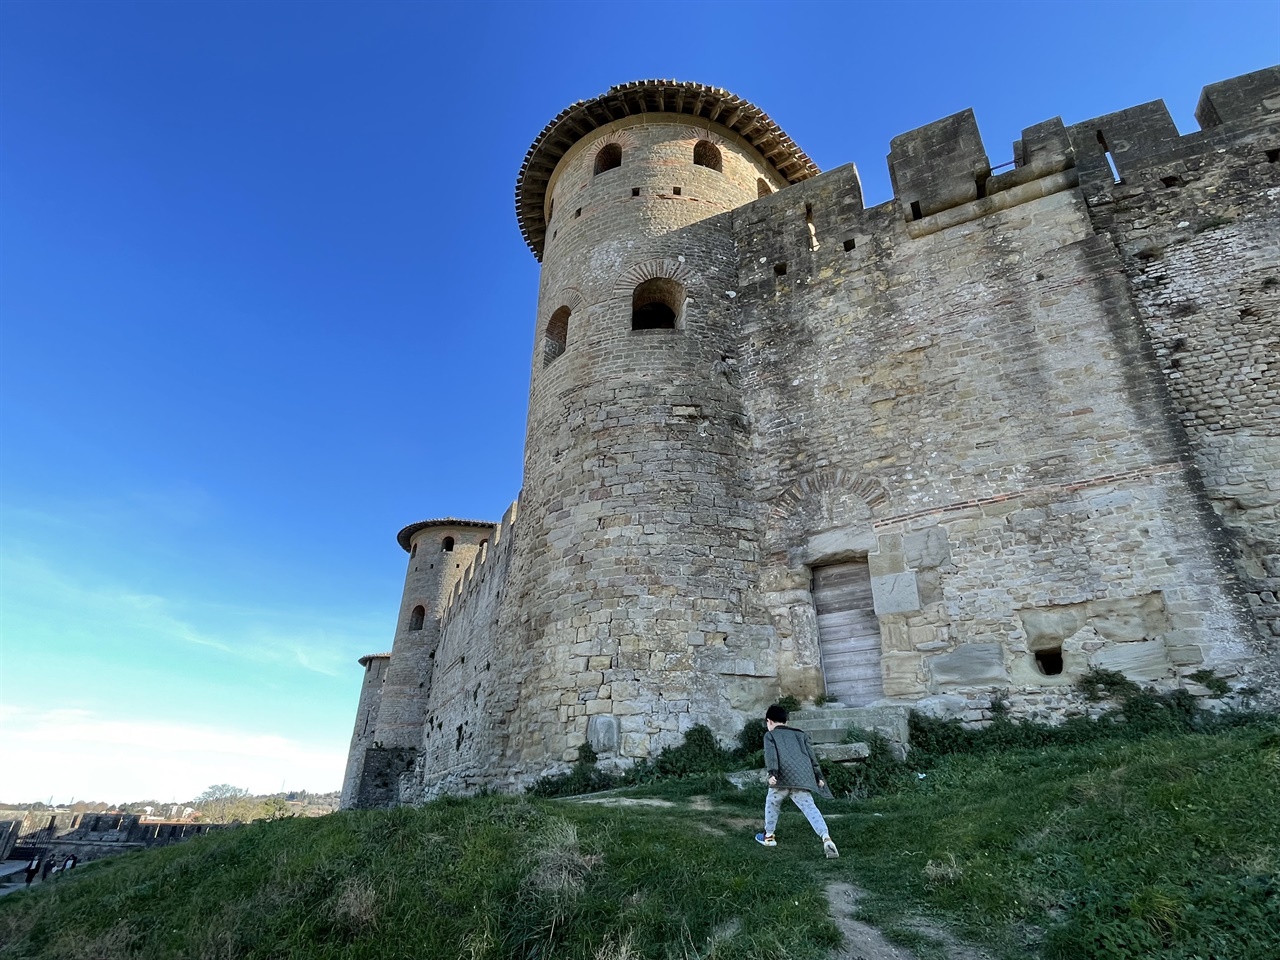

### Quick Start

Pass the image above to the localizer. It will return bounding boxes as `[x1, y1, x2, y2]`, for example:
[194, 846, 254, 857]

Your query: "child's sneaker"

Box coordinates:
[755, 832, 777, 847]
[823, 836, 839, 859]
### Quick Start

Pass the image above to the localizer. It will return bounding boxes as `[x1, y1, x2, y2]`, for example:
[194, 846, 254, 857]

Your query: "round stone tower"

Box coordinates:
[338, 651, 389, 808]
[373, 518, 496, 749]
[509, 81, 819, 765]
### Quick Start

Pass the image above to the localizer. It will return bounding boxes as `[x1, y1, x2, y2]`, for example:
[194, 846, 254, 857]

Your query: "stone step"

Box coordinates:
[785, 718, 861, 746]
[815, 742, 870, 764]
[728, 740, 871, 784]
[786, 704, 913, 760]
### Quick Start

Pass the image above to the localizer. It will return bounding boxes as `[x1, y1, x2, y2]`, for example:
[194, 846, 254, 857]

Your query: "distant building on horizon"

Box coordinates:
[343, 68, 1280, 809]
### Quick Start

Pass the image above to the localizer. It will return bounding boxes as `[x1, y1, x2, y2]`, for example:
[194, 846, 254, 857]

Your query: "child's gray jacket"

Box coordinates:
[763, 724, 833, 798]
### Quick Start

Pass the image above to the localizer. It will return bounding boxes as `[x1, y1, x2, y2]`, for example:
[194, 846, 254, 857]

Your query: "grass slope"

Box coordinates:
[2, 724, 1277, 960]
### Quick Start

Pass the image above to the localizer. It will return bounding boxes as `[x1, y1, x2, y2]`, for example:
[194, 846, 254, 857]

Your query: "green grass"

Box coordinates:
[845, 723, 1280, 959]
[3, 722, 1277, 959]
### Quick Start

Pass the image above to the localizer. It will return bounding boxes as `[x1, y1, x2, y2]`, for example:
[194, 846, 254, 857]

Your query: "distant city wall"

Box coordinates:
[5, 809, 224, 863]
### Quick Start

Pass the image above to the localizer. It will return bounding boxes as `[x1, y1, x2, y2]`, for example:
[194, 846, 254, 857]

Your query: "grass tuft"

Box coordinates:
[922, 853, 963, 887]
[331, 875, 380, 931]
[528, 818, 600, 895]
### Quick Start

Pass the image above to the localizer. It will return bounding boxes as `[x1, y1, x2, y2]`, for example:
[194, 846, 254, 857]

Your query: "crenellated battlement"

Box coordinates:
[729, 66, 1279, 277]
[886, 66, 1279, 234]
[442, 498, 520, 622]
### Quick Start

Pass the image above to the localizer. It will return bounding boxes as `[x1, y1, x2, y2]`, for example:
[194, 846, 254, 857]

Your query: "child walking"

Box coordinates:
[755, 703, 839, 858]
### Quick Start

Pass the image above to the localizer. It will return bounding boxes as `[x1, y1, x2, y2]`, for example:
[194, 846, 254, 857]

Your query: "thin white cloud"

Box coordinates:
[1, 548, 378, 677]
[0, 708, 346, 803]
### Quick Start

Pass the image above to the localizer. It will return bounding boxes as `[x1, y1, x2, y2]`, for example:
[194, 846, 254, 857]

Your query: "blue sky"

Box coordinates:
[2, 0, 1276, 805]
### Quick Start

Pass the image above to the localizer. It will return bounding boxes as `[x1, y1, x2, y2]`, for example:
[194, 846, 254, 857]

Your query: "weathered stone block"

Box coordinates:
[1091, 638, 1173, 681]
[904, 527, 951, 570]
[889, 108, 990, 220]
[928, 644, 1008, 688]
[1089, 594, 1170, 642]
[872, 571, 921, 615]
[1021, 604, 1087, 644]
[587, 715, 619, 753]
[815, 742, 870, 763]
[913, 694, 969, 720]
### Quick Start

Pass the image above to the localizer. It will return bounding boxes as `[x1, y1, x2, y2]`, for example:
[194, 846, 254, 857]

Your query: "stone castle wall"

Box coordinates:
[1073, 83, 1280, 648]
[342, 68, 1280, 807]
[731, 144, 1266, 722]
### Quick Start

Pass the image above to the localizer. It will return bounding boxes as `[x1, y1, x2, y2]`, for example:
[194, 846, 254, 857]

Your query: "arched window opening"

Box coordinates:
[410, 542, 418, 558]
[409, 605, 425, 631]
[544, 306, 571, 367]
[693, 140, 722, 172]
[757, 178, 772, 198]
[443, 536, 455, 552]
[594, 143, 622, 175]
[632, 277, 684, 331]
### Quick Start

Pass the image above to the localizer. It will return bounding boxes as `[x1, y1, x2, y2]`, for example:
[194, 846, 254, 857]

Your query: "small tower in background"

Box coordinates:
[338, 651, 389, 809]
[341, 518, 494, 808]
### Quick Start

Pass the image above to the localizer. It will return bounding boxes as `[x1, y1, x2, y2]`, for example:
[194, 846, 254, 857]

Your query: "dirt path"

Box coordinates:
[567, 793, 995, 959]
[824, 881, 995, 960]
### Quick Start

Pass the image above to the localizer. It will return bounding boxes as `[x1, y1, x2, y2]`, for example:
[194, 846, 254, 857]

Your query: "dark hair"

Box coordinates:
[766, 704, 788, 724]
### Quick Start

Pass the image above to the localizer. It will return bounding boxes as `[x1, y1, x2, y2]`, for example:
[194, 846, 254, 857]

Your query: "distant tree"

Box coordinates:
[258, 797, 293, 821]
[194, 784, 252, 824]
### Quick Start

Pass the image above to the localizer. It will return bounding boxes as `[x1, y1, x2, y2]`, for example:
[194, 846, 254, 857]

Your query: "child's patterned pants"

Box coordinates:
[764, 787, 828, 837]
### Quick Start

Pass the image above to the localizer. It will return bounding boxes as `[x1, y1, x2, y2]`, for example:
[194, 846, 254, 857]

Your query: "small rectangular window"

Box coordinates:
[774, 262, 788, 276]
[672, 186, 682, 195]
[632, 187, 640, 196]
[843, 238, 856, 252]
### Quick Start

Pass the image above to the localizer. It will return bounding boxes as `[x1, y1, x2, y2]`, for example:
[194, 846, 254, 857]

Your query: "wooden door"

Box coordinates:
[812, 562, 883, 705]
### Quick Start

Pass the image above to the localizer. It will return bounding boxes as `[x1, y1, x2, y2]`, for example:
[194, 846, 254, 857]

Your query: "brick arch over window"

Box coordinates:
[758, 178, 773, 198]
[594, 142, 622, 175]
[544, 307, 571, 366]
[766, 468, 890, 558]
[613, 259, 697, 332]
[541, 288, 584, 368]
[693, 139, 723, 172]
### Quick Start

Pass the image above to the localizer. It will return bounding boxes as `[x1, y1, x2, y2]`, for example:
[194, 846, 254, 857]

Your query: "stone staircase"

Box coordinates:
[787, 704, 912, 763]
